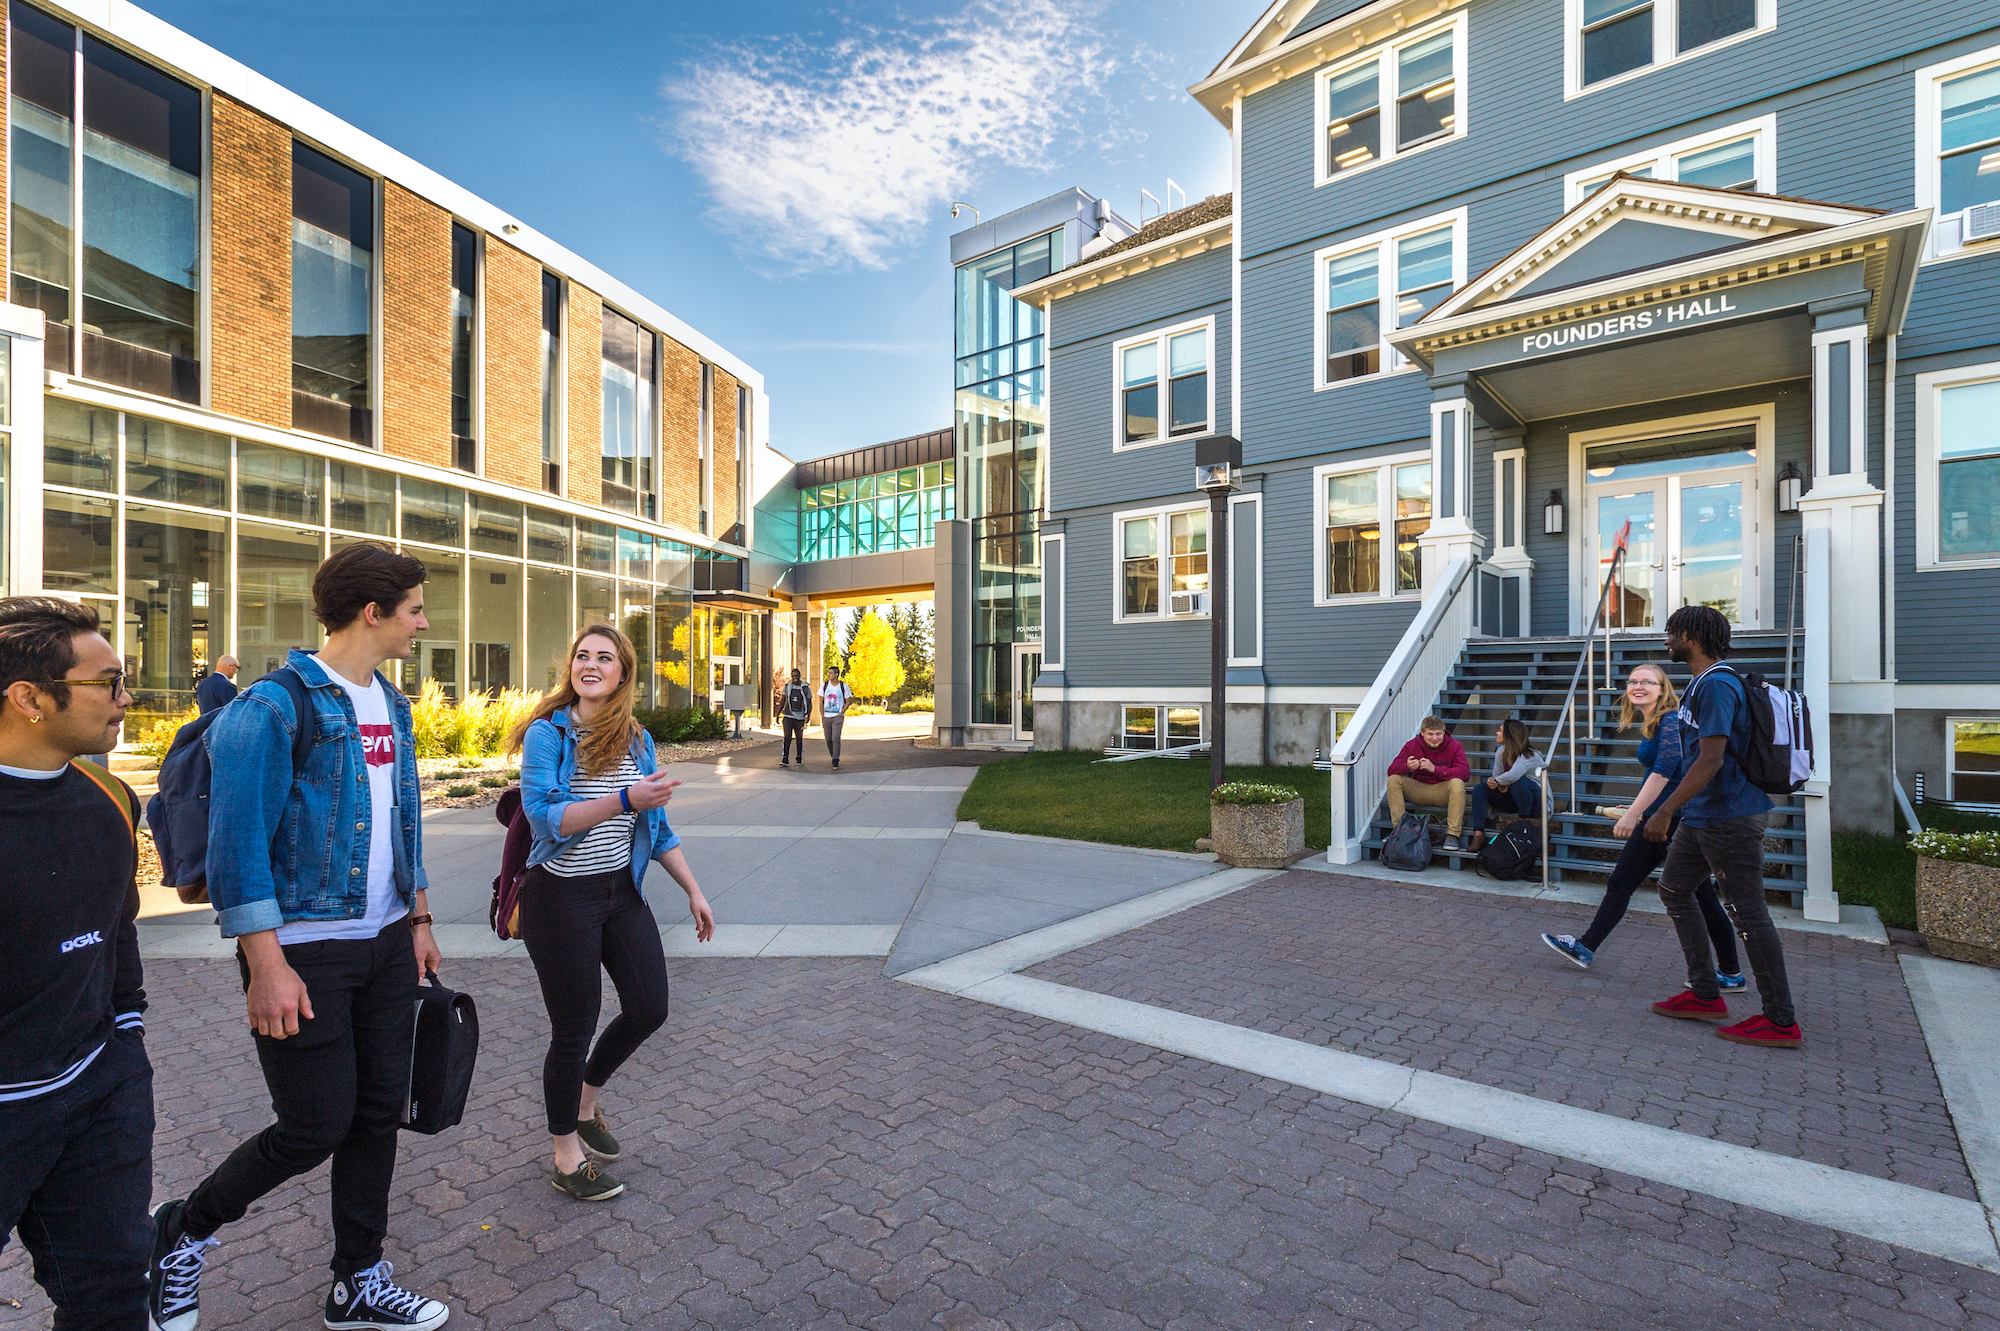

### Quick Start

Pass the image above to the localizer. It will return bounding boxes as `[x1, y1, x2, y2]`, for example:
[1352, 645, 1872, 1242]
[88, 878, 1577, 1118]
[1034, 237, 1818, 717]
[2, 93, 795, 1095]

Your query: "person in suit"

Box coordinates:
[194, 655, 239, 714]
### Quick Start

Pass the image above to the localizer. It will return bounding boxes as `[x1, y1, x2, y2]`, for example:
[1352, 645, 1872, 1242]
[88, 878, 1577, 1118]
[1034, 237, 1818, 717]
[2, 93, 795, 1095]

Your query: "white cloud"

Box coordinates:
[663, 1, 1113, 275]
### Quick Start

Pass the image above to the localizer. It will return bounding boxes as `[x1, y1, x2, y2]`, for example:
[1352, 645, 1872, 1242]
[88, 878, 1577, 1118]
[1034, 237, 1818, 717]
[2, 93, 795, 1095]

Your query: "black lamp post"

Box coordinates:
[1195, 435, 1242, 790]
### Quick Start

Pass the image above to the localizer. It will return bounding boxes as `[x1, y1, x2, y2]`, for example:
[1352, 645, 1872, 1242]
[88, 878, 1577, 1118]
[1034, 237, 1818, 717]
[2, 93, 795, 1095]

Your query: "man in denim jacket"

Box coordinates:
[147, 544, 451, 1331]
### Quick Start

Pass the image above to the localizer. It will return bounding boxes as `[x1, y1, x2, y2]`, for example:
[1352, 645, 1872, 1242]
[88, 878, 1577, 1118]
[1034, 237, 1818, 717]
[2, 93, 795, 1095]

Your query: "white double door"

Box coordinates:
[1588, 462, 1760, 630]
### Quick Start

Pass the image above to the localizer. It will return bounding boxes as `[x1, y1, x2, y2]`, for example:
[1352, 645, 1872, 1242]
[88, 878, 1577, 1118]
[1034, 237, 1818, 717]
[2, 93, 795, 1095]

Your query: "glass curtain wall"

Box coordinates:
[292, 143, 374, 444]
[540, 272, 562, 492]
[450, 224, 476, 472]
[798, 460, 956, 560]
[8, 4, 202, 401]
[955, 230, 1056, 724]
[36, 393, 745, 733]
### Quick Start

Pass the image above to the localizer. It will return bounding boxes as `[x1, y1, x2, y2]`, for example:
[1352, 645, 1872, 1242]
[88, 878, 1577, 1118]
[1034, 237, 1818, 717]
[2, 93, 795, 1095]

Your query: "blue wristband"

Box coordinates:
[619, 787, 632, 813]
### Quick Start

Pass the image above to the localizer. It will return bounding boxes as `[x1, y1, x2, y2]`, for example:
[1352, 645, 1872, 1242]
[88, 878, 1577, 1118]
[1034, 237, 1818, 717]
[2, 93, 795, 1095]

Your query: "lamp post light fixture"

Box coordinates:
[1196, 435, 1243, 790]
[1543, 489, 1565, 536]
[1777, 462, 1804, 514]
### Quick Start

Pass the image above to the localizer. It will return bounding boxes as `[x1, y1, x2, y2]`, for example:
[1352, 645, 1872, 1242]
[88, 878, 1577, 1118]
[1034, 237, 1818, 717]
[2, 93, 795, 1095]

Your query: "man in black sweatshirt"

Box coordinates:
[0, 596, 152, 1330]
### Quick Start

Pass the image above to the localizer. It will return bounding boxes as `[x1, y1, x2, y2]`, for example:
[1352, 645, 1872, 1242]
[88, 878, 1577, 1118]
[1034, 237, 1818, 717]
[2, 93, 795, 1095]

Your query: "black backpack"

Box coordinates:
[1380, 813, 1433, 871]
[147, 666, 317, 905]
[402, 969, 478, 1135]
[1477, 819, 1541, 881]
[1688, 667, 1814, 796]
[784, 682, 812, 717]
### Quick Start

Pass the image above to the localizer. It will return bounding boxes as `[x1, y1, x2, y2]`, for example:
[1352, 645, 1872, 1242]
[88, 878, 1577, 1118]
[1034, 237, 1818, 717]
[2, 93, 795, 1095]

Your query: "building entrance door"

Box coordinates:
[1583, 426, 1762, 630]
[1012, 643, 1041, 741]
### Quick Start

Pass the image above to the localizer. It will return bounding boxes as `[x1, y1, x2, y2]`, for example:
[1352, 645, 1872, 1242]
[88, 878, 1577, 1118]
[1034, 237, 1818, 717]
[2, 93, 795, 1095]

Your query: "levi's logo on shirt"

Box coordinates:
[359, 724, 395, 766]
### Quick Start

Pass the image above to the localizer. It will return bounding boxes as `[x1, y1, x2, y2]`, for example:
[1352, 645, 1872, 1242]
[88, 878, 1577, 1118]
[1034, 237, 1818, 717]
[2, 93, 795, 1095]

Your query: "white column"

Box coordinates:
[1484, 436, 1534, 636]
[4, 319, 47, 595]
[1798, 525, 1839, 923]
[1417, 392, 1485, 587]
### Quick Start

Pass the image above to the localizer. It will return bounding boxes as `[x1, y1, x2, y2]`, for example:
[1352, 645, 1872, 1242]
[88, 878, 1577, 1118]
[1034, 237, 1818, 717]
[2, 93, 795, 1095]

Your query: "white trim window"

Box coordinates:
[1314, 211, 1464, 389]
[1917, 48, 2000, 258]
[1120, 703, 1205, 751]
[1316, 14, 1466, 185]
[1117, 504, 1209, 620]
[1314, 454, 1431, 602]
[1566, 116, 1775, 205]
[1948, 718, 2000, 805]
[1915, 363, 2000, 570]
[1566, 0, 1772, 97]
[1114, 319, 1214, 449]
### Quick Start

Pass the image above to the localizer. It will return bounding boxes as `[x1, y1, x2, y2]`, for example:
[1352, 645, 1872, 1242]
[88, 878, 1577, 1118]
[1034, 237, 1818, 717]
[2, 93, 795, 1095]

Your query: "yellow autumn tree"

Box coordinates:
[843, 610, 904, 703]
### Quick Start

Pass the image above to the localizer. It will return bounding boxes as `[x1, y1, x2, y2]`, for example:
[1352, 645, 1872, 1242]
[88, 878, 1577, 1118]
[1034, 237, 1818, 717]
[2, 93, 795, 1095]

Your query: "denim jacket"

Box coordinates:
[205, 649, 426, 938]
[517, 709, 680, 896]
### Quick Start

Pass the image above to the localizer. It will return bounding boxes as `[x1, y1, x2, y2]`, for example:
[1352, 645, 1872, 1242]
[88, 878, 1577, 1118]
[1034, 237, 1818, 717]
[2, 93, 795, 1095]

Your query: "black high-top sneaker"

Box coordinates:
[146, 1200, 218, 1331]
[323, 1261, 449, 1330]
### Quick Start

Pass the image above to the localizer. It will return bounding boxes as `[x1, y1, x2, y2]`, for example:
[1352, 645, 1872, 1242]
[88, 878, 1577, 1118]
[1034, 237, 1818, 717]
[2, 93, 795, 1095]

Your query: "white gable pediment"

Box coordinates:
[1427, 177, 1883, 321]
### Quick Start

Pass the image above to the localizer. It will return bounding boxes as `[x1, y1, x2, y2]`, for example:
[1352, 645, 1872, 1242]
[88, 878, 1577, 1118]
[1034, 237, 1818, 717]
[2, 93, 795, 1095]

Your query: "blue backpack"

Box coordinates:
[148, 666, 317, 905]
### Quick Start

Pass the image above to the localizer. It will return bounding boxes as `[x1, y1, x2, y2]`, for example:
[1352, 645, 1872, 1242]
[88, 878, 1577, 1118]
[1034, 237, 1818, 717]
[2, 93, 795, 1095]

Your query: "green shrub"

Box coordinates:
[1910, 829, 2000, 868]
[846, 703, 888, 715]
[479, 775, 507, 789]
[132, 705, 200, 761]
[455, 757, 482, 770]
[444, 782, 477, 798]
[505, 768, 521, 780]
[634, 707, 730, 745]
[409, 680, 458, 759]
[1211, 782, 1301, 805]
[899, 696, 935, 714]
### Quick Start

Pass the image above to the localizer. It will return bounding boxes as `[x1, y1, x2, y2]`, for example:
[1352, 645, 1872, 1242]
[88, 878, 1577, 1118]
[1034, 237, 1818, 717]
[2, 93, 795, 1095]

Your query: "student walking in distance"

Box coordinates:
[780, 668, 812, 769]
[1541, 663, 1744, 990]
[1465, 718, 1545, 844]
[194, 655, 239, 714]
[1644, 605, 1802, 1047]
[0, 598, 153, 1331]
[1384, 717, 1471, 850]
[149, 543, 450, 1331]
[819, 665, 853, 771]
[511, 625, 715, 1202]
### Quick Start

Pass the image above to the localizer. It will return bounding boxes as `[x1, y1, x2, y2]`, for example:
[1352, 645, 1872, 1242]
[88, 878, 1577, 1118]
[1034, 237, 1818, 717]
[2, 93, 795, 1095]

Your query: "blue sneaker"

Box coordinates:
[1716, 971, 1748, 991]
[1542, 933, 1593, 969]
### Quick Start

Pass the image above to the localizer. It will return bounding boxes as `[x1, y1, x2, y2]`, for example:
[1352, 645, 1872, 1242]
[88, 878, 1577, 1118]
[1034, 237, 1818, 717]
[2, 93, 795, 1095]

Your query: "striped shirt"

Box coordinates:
[547, 749, 641, 877]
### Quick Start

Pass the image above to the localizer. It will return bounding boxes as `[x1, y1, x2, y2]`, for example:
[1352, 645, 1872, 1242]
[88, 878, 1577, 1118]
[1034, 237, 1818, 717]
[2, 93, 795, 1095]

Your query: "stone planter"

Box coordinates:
[1915, 856, 2000, 968]
[1210, 798, 1305, 868]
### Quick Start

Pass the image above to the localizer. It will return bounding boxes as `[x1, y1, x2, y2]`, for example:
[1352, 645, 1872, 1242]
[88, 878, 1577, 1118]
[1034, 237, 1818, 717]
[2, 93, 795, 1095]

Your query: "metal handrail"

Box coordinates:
[1538, 533, 1629, 889]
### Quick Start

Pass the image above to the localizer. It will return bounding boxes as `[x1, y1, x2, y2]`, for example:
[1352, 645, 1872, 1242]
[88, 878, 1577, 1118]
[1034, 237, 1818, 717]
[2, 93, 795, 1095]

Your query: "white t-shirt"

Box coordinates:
[277, 661, 407, 944]
[819, 682, 851, 717]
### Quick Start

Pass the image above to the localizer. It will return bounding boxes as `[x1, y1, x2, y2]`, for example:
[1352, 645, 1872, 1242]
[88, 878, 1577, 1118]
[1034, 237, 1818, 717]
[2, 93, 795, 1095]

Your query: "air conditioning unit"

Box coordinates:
[1966, 202, 2000, 244]
[1170, 590, 1209, 616]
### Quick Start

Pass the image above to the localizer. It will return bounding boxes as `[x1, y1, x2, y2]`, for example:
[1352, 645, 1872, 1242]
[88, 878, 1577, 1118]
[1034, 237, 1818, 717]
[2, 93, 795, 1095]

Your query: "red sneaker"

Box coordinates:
[1651, 990, 1730, 1021]
[1716, 1014, 1803, 1047]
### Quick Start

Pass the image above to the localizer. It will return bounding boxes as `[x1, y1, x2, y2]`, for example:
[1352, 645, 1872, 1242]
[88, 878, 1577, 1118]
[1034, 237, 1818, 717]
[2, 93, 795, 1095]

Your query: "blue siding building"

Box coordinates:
[984, 0, 2000, 920]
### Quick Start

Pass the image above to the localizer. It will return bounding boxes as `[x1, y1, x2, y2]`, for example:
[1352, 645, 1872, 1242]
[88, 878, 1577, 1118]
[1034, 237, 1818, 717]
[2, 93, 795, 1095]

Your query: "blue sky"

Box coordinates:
[145, 0, 1260, 461]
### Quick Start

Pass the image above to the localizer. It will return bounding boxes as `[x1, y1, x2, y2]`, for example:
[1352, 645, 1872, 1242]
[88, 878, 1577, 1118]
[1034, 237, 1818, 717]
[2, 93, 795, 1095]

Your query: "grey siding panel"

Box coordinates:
[1237, 0, 2000, 263]
[1047, 253, 1233, 514]
[1060, 507, 1218, 690]
[1898, 254, 2000, 363]
[1893, 344, 2000, 685]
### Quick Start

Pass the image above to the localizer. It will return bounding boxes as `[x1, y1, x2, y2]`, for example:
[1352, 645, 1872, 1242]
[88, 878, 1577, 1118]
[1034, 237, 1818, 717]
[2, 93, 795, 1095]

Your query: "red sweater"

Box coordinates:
[1391, 734, 1470, 784]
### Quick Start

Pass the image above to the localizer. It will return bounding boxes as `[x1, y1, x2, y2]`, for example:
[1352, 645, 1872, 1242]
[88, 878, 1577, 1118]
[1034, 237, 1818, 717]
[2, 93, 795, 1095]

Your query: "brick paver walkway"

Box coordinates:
[5, 948, 1999, 1328]
[1030, 871, 1973, 1199]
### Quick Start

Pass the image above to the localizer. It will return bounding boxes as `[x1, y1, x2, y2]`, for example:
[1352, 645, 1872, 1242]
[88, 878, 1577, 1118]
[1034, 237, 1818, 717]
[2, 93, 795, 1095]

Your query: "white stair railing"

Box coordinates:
[1327, 555, 1476, 864]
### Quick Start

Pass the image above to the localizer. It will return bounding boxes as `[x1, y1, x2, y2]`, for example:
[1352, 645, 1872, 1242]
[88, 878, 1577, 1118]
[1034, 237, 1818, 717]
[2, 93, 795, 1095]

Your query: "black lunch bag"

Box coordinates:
[1380, 813, 1434, 872]
[402, 969, 478, 1135]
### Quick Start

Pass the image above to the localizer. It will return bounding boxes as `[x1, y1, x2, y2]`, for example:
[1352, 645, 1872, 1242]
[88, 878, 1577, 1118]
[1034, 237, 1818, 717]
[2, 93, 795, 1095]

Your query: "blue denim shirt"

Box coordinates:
[205, 650, 427, 938]
[517, 709, 681, 896]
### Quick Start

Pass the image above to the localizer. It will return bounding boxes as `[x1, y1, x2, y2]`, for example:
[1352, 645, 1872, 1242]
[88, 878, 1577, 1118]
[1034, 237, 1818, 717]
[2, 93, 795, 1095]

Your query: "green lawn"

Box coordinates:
[957, 750, 1331, 853]
[1832, 804, 2000, 931]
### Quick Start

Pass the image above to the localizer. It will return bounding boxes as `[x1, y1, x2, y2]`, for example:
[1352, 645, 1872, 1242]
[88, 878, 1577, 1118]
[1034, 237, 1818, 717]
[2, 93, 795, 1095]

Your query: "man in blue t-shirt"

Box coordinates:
[1642, 604, 1801, 1048]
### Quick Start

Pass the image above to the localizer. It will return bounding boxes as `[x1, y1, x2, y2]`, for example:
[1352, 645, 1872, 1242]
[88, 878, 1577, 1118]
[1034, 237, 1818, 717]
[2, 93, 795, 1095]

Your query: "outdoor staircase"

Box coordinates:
[1359, 632, 1810, 902]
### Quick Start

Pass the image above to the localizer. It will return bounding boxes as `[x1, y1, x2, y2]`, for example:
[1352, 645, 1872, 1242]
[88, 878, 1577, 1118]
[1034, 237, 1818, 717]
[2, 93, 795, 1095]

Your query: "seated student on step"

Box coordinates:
[1541, 662, 1743, 987]
[1466, 718, 1545, 845]
[1385, 716, 1472, 851]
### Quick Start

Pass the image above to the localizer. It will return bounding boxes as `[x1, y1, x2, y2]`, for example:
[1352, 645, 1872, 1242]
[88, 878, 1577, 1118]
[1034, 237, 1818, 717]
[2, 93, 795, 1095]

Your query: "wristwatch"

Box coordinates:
[407, 913, 434, 928]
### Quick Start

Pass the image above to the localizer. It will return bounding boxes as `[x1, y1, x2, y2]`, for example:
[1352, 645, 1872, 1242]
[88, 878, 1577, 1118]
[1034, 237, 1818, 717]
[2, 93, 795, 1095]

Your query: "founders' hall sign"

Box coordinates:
[1518, 293, 1739, 355]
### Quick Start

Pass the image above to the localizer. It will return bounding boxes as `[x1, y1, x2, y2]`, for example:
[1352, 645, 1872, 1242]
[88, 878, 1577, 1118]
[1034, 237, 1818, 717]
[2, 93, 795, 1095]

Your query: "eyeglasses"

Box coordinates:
[32, 673, 127, 696]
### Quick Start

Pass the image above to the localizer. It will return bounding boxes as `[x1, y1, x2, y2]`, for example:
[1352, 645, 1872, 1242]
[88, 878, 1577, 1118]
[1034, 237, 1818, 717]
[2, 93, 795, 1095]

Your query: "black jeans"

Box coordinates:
[1660, 813, 1796, 1027]
[1467, 777, 1541, 829]
[1577, 824, 1740, 975]
[183, 921, 417, 1278]
[0, 1031, 154, 1330]
[781, 717, 807, 763]
[520, 865, 670, 1136]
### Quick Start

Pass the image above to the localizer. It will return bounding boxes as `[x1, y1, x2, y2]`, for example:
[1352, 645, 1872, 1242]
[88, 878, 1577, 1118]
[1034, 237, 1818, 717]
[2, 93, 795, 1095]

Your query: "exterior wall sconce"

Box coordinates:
[1777, 462, 1803, 513]
[1543, 490, 1565, 536]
